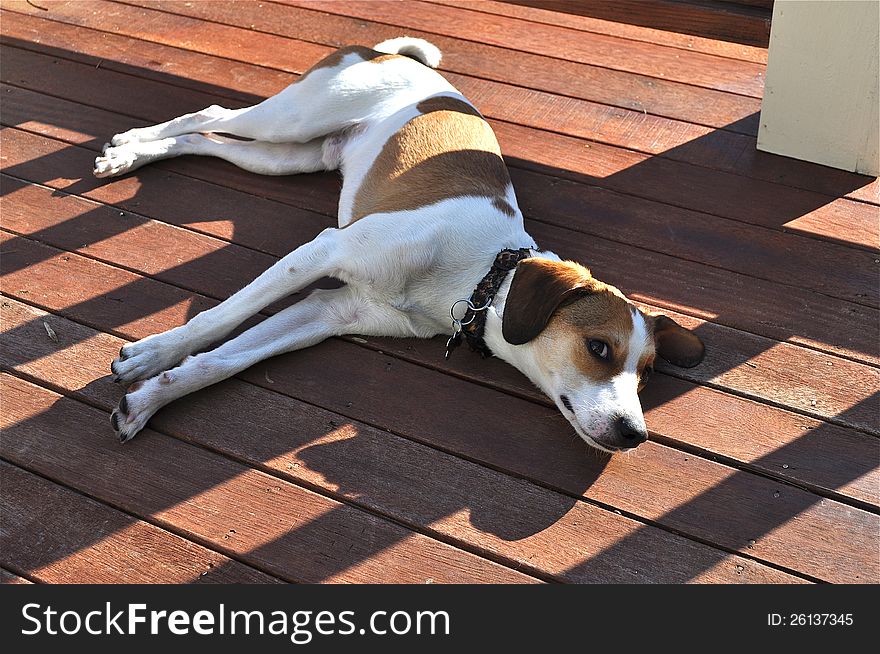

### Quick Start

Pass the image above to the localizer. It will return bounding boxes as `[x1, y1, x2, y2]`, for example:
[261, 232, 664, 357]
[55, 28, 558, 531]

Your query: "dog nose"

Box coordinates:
[614, 416, 648, 446]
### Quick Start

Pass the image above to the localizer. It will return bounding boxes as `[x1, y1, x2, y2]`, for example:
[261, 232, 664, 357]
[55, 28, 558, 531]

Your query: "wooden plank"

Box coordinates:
[2, 130, 877, 419]
[497, 0, 772, 48]
[2, 299, 803, 583]
[0, 568, 33, 584]
[229, 347, 880, 586]
[3, 81, 874, 308]
[429, 0, 769, 63]
[493, 125, 878, 304]
[0, 461, 282, 584]
[3, 185, 878, 507]
[494, 123, 879, 259]
[0, 0, 760, 134]
[0, 7, 283, 105]
[0, 374, 537, 584]
[1, 241, 876, 582]
[1, 0, 872, 588]
[0, 120, 332, 254]
[269, 0, 767, 95]
[359, 330, 880, 511]
[0, 178, 280, 301]
[3, 154, 878, 433]
[4, 7, 877, 207]
[2, 123, 877, 369]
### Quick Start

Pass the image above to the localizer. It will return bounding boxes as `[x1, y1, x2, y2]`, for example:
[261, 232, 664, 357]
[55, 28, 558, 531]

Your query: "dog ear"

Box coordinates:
[502, 258, 593, 345]
[651, 314, 705, 368]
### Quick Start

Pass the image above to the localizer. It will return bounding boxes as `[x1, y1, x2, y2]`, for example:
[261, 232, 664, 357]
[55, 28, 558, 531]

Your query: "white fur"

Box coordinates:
[569, 310, 650, 451]
[99, 40, 648, 448]
[373, 37, 442, 68]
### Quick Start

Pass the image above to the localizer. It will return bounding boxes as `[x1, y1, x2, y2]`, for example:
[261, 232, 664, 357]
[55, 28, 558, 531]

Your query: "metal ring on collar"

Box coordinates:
[450, 297, 493, 323]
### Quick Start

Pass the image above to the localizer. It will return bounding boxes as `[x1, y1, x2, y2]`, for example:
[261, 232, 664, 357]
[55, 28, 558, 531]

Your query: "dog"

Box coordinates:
[95, 37, 704, 452]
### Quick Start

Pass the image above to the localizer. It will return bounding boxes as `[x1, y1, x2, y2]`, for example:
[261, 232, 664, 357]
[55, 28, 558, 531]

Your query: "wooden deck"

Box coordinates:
[1, 0, 878, 584]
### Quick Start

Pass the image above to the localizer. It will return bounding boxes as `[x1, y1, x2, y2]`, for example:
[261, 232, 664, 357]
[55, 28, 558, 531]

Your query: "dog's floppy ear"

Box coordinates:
[651, 314, 705, 368]
[502, 258, 593, 345]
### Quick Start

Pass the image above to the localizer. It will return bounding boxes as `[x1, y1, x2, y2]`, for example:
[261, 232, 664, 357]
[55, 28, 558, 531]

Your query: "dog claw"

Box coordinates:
[111, 393, 147, 443]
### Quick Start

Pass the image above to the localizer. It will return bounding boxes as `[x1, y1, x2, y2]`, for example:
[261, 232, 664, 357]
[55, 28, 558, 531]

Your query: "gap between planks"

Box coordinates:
[424, 0, 769, 63]
[3, 262, 876, 584]
[1, 374, 543, 584]
[0, 304, 822, 584]
[1, 10, 876, 213]
[3, 119, 878, 372]
[260, 0, 766, 97]
[0, 460, 286, 584]
[3, 167, 878, 441]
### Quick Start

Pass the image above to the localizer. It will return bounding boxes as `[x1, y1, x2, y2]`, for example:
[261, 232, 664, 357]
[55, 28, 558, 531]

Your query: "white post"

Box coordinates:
[758, 0, 879, 176]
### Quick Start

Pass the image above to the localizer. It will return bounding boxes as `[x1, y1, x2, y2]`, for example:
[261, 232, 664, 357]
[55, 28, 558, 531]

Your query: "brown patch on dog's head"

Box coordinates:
[503, 259, 605, 344]
[550, 291, 636, 381]
[503, 258, 638, 383]
[351, 96, 514, 223]
[498, 259, 704, 453]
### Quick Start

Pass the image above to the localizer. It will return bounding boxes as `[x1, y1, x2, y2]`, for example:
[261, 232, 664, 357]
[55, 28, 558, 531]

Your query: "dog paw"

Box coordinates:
[110, 128, 147, 147]
[111, 380, 157, 443]
[94, 145, 139, 178]
[111, 331, 190, 384]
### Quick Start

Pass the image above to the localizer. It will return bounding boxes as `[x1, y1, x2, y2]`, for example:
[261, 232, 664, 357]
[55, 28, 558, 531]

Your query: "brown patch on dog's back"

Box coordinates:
[417, 96, 482, 117]
[299, 46, 401, 82]
[350, 96, 515, 223]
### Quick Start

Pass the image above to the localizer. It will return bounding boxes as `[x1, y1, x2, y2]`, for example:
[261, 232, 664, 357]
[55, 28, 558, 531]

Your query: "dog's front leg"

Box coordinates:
[111, 228, 344, 384]
[110, 286, 384, 442]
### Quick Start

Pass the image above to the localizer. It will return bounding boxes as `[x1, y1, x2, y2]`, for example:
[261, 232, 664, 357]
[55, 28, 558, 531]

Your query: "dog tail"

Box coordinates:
[373, 37, 442, 68]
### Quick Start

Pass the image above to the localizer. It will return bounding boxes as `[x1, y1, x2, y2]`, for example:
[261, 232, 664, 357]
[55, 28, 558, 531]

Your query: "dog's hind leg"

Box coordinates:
[94, 133, 328, 178]
[103, 45, 453, 152]
[109, 286, 410, 442]
[112, 226, 348, 384]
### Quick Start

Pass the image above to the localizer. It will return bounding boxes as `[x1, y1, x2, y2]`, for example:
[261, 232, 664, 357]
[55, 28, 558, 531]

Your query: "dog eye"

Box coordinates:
[587, 339, 610, 361]
[641, 365, 654, 383]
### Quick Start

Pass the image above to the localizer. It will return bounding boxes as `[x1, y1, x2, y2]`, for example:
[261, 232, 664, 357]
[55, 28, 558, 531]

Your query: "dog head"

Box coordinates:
[497, 258, 704, 453]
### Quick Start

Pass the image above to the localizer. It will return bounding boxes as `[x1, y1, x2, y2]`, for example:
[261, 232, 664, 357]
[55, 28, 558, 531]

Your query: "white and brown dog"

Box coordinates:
[96, 38, 704, 452]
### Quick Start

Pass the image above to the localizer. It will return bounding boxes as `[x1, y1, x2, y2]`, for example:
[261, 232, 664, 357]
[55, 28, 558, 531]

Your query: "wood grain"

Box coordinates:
[428, 0, 769, 63]
[3, 121, 877, 370]
[1, 374, 538, 584]
[3, 7, 875, 206]
[0, 568, 33, 584]
[3, 183, 878, 508]
[2, 240, 876, 582]
[0, 1, 756, 133]
[1, 461, 282, 583]
[271, 0, 767, 94]
[4, 162, 878, 429]
[3, 82, 875, 306]
[1, 298, 803, 583]
[497, 0, 772, 48]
